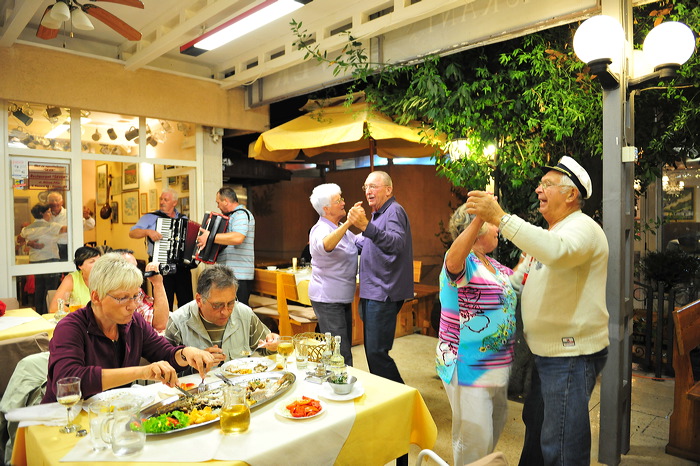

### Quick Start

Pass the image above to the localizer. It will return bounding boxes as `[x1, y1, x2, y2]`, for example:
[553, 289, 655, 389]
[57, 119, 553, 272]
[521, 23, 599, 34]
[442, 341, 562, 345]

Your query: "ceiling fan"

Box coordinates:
[37, 0, 144, 42]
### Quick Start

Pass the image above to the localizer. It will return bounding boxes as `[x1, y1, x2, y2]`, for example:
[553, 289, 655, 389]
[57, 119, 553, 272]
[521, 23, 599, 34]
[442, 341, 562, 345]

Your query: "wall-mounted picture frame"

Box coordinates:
[153, 164, 163, 181]
[178, 196, 190, 217]
[96, 164, 108, 205]
[111, 202, 119, 224]
[149, 189, 157, 213]
[180, 175, 189, 193]
[122, 162, 139, 191]
[122, 191, 140, 224]
[140, 193, 148, 216]
[167, 176, 178, 187]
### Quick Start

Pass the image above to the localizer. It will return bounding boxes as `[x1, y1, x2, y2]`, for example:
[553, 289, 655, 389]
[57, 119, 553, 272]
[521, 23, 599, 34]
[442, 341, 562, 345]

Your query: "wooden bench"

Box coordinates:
[251, 269, 317, 337]
[666, 299, 700, 461]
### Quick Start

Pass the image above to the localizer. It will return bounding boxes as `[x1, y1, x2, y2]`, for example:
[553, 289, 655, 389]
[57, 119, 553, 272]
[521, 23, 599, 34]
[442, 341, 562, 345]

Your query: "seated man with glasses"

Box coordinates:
[43, 253, 216, 402]
[164, 264, 280, 370]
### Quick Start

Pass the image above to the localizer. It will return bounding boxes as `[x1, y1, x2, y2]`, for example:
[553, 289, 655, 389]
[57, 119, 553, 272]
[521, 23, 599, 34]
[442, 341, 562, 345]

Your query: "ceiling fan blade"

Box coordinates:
[89, 0, 145, 9]
[36, 7, 59, 40]
[83, 5, 142, 41]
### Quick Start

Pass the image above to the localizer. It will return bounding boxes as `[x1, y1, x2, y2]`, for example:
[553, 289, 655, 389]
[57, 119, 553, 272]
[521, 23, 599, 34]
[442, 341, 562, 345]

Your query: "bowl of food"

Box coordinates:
[328, 375, 357, 395]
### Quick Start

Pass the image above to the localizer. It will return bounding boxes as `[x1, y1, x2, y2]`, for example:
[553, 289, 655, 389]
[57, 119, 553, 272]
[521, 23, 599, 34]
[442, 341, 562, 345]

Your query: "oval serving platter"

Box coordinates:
[138, 372, 295, 435]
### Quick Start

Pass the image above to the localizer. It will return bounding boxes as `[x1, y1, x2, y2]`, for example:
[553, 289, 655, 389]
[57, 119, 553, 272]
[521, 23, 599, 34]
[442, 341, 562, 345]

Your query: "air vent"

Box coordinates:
[330, 22, 352, 37]
[369, 5, 394, 21]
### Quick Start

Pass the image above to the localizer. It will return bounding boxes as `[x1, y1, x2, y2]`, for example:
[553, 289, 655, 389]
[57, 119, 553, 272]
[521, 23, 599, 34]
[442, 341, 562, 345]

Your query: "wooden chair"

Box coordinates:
[666, 299, 700, 462]
[252, 269, 317, 337]
[413, 260, 422, 283]
[0, 298, 20, 311]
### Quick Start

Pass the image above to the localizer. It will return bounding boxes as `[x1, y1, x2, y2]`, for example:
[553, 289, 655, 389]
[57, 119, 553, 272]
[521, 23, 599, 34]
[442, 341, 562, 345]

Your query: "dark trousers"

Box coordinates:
[163, 268, 193, 311]
[236, 279, 253, 307]
[310, 300, 353, 366]
[58, 244, 68, 261]
[32, 259, 60, 315]
[359, 298, 404, 384]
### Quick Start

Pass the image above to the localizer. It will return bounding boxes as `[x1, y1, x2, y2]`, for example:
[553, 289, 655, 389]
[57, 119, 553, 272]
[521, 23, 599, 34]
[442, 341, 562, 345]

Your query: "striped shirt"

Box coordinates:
[217, 207, 255, 280]
[436, 252, 517, 387]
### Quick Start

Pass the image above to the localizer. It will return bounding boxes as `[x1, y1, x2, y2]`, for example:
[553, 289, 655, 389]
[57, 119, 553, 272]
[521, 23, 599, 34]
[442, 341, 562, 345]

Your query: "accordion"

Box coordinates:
[152, 212, 228, 267]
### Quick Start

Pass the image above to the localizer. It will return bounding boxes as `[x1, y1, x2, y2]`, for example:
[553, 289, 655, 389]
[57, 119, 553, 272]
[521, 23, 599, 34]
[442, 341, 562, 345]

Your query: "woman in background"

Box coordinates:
[436, 203, 517, 465]
[49, 246, 101, 313]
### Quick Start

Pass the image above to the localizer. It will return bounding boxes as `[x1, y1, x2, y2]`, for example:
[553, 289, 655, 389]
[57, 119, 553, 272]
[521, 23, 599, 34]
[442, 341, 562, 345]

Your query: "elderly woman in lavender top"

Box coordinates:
[308, 183, 363, 365]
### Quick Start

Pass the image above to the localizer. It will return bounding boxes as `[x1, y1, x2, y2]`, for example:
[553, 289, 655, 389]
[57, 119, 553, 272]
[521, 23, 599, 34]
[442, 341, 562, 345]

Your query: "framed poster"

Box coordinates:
[180, 175, 189, 193]
[140, 193, 148, 215]
[96, 164, 108, 205]
[154, 164, 163, 181]
[149, 189, 157, 213]
[178, 196, 190, 217]
[122, 191, 140, 224]
[122, 162, 139, 191]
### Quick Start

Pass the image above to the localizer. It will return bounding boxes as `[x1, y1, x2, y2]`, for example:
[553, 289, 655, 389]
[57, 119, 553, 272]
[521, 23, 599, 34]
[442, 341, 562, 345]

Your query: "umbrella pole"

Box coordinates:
[369, 138, 376, 171]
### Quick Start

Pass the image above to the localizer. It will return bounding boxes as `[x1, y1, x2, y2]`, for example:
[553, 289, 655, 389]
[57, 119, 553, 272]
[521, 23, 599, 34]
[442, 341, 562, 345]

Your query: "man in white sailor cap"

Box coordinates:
[466, 156, 609, 466]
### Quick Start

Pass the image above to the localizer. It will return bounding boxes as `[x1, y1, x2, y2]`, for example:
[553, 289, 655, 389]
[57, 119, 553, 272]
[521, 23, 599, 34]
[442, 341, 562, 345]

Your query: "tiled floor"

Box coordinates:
[353, 334, 699, 466]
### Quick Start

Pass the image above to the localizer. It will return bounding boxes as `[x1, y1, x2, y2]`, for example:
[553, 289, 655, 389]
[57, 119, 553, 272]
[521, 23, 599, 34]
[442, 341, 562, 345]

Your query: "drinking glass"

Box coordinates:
[277, 336, 294, 370]
[294, 338, 308, 370]
[56, 377, 82, 433]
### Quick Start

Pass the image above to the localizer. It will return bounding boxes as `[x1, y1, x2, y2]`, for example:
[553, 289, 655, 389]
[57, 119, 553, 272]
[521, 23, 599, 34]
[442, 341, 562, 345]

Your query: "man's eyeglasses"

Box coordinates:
[537, 180, 571, 190]
[362, 184, 385, 192]
[107, 293, 142, 304]
[205, 298, 237, 311]
[332, 196, 344, 205]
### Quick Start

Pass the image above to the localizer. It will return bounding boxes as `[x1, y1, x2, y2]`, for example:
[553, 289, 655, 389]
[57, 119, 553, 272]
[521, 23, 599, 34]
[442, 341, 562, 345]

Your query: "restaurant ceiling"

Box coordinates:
[0, 0, 655, 108]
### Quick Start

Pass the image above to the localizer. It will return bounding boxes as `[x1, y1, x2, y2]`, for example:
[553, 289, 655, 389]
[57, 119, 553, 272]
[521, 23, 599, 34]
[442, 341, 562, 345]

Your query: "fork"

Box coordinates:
[197, 377, 207, 393]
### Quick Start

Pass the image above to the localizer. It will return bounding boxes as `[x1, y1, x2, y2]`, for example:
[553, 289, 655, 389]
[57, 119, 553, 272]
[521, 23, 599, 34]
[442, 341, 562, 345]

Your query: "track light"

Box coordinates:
[46, 106, 62, 118]
[10, 105, 34, 126]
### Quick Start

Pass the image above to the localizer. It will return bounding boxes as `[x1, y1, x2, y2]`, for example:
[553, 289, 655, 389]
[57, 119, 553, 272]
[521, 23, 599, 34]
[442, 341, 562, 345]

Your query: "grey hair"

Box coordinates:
[372, 171, 393, 187]
[89, 252, 143, 299]
[557, 174, 584, 208]
[162, 188, 179, 202]
[448, 204, 489, 241]
[197, 264, 238, 299]
[310, 183, 341, 216]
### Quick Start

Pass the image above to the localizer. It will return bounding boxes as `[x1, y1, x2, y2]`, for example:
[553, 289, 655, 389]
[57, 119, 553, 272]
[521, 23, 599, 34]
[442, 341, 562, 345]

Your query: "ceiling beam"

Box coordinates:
[0, 0, 44, 48]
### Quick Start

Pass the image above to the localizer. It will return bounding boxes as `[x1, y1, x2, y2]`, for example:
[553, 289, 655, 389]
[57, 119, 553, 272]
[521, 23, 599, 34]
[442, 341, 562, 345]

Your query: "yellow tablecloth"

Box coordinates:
[13, 367, 436, 465]
[0, 308, 56, 342]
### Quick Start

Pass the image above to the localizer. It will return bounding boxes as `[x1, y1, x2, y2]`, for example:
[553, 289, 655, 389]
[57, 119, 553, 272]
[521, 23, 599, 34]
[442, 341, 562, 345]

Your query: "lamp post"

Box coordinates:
[573, 5, 695, 465]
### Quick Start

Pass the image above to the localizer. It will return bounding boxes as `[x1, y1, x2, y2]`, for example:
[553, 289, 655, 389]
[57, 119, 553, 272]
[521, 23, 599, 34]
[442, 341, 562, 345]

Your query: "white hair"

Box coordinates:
[309, 183, 341, 216]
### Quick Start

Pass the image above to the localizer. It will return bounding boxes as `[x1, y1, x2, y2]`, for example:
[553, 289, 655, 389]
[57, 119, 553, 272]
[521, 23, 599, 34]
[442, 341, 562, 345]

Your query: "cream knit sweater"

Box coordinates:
[502, 211, 610, 357]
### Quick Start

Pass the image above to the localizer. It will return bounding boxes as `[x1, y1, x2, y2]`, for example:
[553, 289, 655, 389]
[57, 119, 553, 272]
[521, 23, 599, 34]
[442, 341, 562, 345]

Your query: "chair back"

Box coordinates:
[0, 333, 50, 399]
[0, 298, 20, 311]
[45, 290, 57, 313]
[413, 260, 422, 283]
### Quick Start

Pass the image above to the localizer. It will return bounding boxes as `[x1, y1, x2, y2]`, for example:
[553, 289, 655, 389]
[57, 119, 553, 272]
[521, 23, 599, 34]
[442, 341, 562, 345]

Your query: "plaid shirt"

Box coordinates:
[135, 289, 154, 326]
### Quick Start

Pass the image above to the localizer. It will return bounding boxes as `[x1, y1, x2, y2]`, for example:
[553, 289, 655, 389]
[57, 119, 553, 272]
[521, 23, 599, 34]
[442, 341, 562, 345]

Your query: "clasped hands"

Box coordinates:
[346, 201, 368, 230]
[465, 190, 505, 225]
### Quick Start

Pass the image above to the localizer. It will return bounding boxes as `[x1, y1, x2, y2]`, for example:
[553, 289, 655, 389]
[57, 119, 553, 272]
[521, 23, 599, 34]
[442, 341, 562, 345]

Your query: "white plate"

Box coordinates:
[275, 397, 326, 420]
[221, 357, 276, 375]
[85, 387, 155, 411]
[318, 381, 365, 401]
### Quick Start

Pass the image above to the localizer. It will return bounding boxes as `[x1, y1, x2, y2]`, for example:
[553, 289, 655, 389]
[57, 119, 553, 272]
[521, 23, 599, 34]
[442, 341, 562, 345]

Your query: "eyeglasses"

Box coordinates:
[107, 293, 142, 304]
[332, 196, 344, 205]
[204, 298, 237, 311]
[362, 184, 385, 191]
[537, 180, 572, 190]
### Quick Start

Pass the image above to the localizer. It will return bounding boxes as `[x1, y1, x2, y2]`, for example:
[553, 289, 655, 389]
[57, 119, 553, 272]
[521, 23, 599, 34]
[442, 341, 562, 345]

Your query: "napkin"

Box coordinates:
[6, 401, 82, 427]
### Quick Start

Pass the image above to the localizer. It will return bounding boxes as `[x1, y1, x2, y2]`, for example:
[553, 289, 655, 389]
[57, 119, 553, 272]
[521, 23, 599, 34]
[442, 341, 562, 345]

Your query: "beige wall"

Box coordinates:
[251, 165, 457, 270]
[0, 44, 268, 131]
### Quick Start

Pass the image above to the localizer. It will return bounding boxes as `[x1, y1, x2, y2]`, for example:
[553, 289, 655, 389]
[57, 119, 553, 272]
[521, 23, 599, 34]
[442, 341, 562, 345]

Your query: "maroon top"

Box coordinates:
[42, 303, 185, 402]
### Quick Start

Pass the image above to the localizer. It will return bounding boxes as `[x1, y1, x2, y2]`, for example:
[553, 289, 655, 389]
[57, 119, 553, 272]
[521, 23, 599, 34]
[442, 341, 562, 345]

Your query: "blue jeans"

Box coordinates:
[310, 300, 353, 366]
[359, 299, 404, 384]
[519, 348, 608, 466]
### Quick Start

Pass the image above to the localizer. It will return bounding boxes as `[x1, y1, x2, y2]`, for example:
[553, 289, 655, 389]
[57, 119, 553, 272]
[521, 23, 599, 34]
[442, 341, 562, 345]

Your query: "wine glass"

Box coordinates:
[277, 336, 294, 370]
[56, 376, 82, 433]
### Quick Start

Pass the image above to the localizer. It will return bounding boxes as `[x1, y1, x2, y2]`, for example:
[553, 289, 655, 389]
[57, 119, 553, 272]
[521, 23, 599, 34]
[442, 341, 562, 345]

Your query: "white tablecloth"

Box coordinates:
[61, 366, 356, 464]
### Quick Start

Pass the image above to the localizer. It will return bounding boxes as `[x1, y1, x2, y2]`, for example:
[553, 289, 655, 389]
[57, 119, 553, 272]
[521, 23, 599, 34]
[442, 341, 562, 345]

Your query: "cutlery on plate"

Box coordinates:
[215, 373, 235, 386]
[174, 385, 194, 398]
[197, 378, 207, 393]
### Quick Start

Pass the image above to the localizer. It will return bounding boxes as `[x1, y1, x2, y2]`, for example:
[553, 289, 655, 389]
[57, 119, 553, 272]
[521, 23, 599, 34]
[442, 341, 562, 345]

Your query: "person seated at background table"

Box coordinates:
[42, 253, 215, 403]
[165, 264, 280, 368]
[19, 203, 67, 315]
[308, 183, 363, 365]
[112, 248, 170, 333]
[437, 203, 517, 465]
[48, 246, 101, 314]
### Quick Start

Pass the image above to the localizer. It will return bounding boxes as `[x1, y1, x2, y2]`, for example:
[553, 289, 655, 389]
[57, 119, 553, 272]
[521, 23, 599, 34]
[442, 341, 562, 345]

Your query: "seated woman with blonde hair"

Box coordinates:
[42, 253, 216, 402]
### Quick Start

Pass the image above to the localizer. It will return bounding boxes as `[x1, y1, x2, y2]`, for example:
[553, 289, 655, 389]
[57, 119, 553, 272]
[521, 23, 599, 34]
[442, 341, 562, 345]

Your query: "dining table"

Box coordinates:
[0, 308, 56, 342]
[11, 363, 437, 465]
